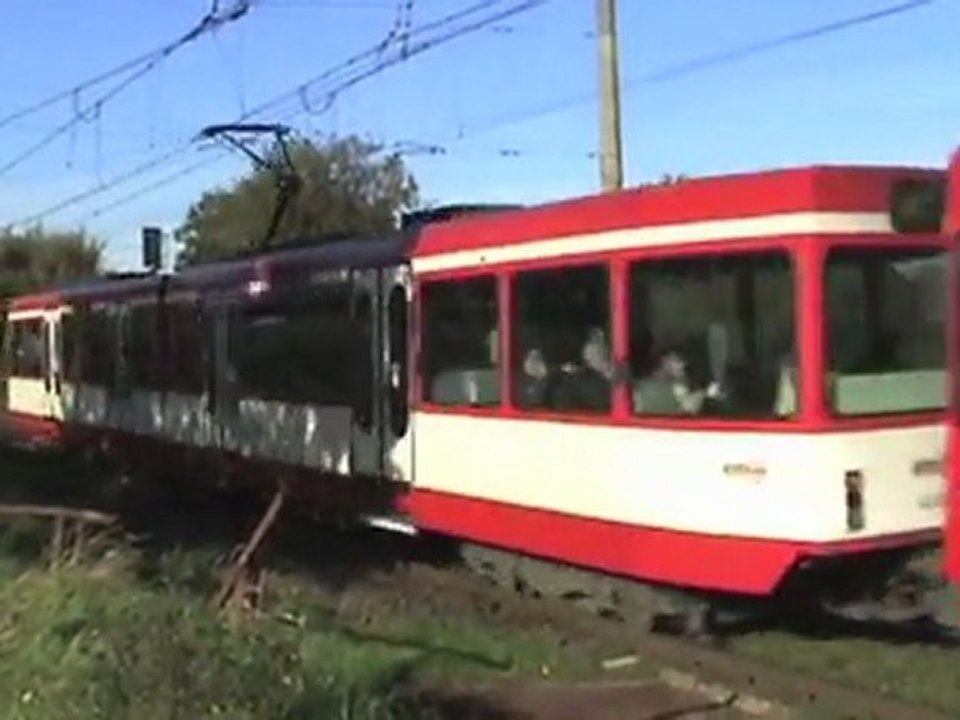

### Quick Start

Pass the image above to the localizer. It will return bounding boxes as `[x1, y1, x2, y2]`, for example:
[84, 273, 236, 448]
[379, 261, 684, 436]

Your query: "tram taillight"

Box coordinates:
[844, 470, 865, 532]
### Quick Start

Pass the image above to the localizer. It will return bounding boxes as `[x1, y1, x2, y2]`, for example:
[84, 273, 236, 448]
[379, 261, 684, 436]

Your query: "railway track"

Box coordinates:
[444, 542, 960, 719]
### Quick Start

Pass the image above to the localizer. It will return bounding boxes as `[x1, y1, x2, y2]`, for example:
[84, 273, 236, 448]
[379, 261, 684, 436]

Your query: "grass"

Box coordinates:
[5, 446, 960, 717]
[0, 447, 627, 719]
[732, 628, 960, 713]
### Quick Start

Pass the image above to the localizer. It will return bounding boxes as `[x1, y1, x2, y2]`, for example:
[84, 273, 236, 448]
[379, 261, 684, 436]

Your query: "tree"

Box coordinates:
[175, 135, 420, 267]
[0, 227, 103, 299]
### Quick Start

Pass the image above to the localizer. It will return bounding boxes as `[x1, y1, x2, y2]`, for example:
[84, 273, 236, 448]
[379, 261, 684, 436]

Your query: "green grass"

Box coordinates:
[0, 447, 622, 719]
[732, 630, 960, 713]
[0, 552, 602, 720]
[6, 446, 960, 716]
[0, 563, 406, 720]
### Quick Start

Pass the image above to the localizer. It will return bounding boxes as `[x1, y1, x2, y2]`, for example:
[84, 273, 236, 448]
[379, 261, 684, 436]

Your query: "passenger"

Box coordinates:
[633, 347, 722, 415]
[517, 348, 549, 407]
[550, 327, 612, 412]
[582, 327, 613, 380]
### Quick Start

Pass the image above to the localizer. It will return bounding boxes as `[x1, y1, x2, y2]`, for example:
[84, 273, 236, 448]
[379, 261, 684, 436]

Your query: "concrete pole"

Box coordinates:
[597, 0, 624, 192]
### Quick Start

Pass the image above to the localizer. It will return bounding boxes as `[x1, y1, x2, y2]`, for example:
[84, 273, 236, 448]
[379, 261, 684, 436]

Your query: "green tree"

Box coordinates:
[0, 227, 103, 300]
[175, 135, 420, 267]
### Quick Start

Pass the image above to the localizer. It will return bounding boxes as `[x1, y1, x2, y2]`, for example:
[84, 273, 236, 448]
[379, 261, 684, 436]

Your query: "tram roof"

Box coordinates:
[412, 164, 943, 267]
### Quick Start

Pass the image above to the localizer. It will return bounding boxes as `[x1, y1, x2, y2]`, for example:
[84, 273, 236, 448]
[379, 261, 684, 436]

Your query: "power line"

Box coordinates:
[438, 0, 936, 145]
[0, 0, 253, 180]
[15, 0, 548, 228]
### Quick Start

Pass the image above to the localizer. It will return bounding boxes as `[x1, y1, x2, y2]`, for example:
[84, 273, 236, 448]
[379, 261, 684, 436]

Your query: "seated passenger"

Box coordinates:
[550, 327, 612, 412]
[633, 347, 722, 416]
[516, 348, 549, 407]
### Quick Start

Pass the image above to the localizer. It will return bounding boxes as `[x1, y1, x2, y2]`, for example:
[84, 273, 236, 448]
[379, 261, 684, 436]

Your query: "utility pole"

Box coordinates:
[597, 0, 624, 192]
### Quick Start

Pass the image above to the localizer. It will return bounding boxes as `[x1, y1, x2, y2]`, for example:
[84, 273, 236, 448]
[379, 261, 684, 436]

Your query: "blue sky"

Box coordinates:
[0, 0, 957, 269]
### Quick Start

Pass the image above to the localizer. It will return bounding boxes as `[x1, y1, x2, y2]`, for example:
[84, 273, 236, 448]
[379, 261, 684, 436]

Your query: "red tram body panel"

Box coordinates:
[946, 149, 960, 587]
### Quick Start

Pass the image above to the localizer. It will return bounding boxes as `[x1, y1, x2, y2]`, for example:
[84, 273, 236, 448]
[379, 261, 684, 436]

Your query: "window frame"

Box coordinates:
[625, 247, 799, 423]
[8, 316, 46, 380]
[821, 239, 947, 420]
[417, 272, 502, 410]
[415, 241, 807, 429]
[509, 261, 614, 416]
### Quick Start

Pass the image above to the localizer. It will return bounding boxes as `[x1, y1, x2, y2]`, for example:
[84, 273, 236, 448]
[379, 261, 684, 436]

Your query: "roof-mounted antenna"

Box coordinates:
[197, 123, 302, 250]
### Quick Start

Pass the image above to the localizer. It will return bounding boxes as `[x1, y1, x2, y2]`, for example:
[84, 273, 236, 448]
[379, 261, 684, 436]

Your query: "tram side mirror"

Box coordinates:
[141, 226, 163, 272]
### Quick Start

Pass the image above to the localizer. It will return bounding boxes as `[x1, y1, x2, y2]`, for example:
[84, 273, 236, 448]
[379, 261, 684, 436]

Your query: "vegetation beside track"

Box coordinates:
[1, 446, 959, 718]
[0, 448, 637, 719]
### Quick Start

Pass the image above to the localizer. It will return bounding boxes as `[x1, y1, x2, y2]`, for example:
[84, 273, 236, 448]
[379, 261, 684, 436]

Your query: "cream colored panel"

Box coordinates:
[412, 212, 892, 274]
[8, 378, 47, 417]
[412, 413, 944, 543]
[387, 431, 413, 483]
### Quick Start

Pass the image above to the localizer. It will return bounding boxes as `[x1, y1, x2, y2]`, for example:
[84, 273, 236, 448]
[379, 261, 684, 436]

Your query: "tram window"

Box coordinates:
[230, 282, 366, 407]
[61, 313, 80, 383]
[81, 308, 116, 387]
[353, 291, 375, 432]
[630, 252, 795, 419]
[167, 302, 204, 395]
[420, 276, 500, 407]
[388, 284, 410, 436]
[825, 247, 945, 416]
[129, 304, 159, 389]
[512, 265, 611, 413]
[9, 319, 44, 379]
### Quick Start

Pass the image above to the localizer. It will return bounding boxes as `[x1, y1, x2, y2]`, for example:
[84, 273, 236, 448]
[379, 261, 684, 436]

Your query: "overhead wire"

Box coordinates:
[0, 0, 253, 180]
[15, 0, 546, 228]
[18, 0, 929, 228]
[430, 0, 936, 148]
[0, 1, 243, 134]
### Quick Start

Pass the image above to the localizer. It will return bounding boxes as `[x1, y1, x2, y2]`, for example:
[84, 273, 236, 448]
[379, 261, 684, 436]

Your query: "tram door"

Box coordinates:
[351, 269, 382, 477]
[0, 312, 8, 414]
[382, 265, 412, 483]
[350, 265, 413, 482]
[42, 309, 64, 422]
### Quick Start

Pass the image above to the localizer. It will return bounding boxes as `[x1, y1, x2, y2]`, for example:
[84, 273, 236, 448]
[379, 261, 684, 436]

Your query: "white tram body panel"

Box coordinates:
[412, 413, 944, 544]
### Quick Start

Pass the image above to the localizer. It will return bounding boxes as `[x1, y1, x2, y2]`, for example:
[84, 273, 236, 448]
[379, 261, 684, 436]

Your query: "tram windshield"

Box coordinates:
[825, 246, 946, 416]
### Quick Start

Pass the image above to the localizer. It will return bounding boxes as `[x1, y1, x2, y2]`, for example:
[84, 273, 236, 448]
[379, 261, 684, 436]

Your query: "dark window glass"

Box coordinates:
[421, 276, 500, 407]
[353, 290, 374, 432]
[128, 304, 160, 389]
[388, 284, 409, 436]
[825, 247, 945, 415]
[167, 301, 204, 395]
[10, 318, 45, 379]
[630, 252, 795, 419]
[513, 265, 610, 413]
[62, 312, 79, 383]
[230, 282, 369, 407]
[85, 308, 117, 387]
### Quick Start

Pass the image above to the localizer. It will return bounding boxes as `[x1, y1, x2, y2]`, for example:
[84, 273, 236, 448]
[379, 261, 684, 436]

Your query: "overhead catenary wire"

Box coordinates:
[15, 0, 929, 229]
[0, 1, 248, 134]
[434, 0, 936, 146]
[14, 0, 547, 228]
[0, 0, 251, 176]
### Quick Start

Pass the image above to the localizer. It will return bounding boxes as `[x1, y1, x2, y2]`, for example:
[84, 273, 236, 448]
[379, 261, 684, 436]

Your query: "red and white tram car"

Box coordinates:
[945, 149, 960, 592]
[0, 163, 949, 625]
